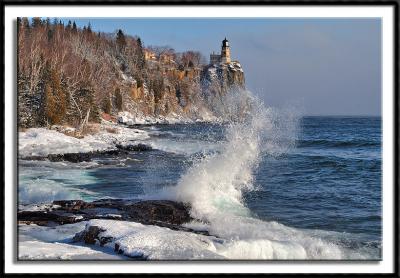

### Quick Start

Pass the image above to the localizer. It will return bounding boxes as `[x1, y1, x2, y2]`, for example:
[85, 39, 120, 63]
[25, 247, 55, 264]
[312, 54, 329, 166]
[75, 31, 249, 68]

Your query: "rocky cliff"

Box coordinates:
[117, 61, 246, 124]
[17, 18, 247, 127]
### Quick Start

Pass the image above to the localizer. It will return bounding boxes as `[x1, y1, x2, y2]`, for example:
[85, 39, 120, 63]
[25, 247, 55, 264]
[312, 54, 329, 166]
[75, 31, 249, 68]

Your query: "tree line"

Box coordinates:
[18, 17, 205, 129]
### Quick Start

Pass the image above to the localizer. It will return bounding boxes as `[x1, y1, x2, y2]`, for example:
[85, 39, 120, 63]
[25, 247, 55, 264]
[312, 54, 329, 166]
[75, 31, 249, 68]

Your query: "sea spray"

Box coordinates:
[164, 89, 300, 221]
[159, 89, 379, 259]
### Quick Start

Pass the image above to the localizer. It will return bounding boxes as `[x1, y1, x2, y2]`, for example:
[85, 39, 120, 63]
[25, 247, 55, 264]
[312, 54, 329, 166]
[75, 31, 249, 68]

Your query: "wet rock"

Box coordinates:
[73, 225, 108, 245]
[116, 143, 152, 152]
[19, 199, 213, 236]
[97, 149, 123, 156]
[123, 200, 192, 225]
[20, 144, 149, 163]
[18, 199, 193, 228]
[18, 210, 85, 226]
[53, 200, 95, 212]
[19, 155, 47, 161]
[47, 153, 92, 163]
[114, 243, 123, 254]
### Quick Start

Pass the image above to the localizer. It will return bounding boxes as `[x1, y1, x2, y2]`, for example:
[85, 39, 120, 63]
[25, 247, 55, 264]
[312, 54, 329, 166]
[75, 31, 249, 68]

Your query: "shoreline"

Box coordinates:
[18, 113, 226, 159]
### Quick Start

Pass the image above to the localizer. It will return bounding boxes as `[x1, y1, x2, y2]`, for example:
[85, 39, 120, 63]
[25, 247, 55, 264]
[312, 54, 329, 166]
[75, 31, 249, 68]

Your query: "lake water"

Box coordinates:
[18, 116, 382, 260]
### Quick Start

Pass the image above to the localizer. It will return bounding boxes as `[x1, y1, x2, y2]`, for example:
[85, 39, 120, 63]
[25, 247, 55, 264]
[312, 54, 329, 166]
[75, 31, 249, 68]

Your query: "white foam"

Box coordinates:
[161, 90, 288, 221]
[149, 138, 220, 155]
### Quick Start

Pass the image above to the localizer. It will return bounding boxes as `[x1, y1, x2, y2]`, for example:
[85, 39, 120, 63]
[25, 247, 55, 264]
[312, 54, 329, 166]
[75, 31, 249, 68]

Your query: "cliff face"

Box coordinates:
[198, 61, 246, 120]
[114, 61, 246, 123]
[201, 61, 245, 95]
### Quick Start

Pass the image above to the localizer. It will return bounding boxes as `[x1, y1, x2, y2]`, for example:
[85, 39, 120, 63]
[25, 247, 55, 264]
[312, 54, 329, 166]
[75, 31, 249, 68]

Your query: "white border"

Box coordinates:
[4, 5, 395, 274]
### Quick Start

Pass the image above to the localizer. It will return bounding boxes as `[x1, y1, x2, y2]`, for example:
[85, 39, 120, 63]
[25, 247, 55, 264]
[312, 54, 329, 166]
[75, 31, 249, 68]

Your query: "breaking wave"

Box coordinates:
[157, 89, 379, 260]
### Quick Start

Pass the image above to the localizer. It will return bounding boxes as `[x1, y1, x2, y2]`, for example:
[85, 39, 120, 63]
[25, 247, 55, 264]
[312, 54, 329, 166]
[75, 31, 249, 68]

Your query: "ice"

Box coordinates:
[18, 216, 379, 260]
[73, 219, 225, 260]
[21, 218, 377, 260]
[117, 111, 194, 126]
[18, 222, 124, 260]
[19, 125, 150, 157]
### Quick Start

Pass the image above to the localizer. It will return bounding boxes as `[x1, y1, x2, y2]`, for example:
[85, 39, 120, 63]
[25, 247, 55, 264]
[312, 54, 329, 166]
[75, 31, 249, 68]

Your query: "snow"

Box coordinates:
[19, 203, 61, 212]
[19, 124, 150, 157]
[18, 217, 378, 260]
[18, 222, 124, 260]
[74, 219, 225, 260]
[18, 240, 112, 260]
[17, 220, 223, 260]
[117, 111, 194, 126]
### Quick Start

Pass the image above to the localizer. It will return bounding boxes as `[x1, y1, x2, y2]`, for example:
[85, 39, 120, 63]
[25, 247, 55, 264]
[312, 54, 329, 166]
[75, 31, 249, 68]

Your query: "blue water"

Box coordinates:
[80, 116, 382, 241]
[246, 116, 381, 241]
[19, 116, 382, 258]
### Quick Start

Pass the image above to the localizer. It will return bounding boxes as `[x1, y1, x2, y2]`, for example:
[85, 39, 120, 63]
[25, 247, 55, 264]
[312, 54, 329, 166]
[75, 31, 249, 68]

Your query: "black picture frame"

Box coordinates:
[2, 0, 399, 276]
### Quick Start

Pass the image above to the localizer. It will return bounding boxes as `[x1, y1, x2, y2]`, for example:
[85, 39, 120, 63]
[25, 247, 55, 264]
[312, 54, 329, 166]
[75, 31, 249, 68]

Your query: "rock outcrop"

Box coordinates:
[20, 143, 153, 163]
[18, 199, 200, 233]
[201, 61, 245, 96]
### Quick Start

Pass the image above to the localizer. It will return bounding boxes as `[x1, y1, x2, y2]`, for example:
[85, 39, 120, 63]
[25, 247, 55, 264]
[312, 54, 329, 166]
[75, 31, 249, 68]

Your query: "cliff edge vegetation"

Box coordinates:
[17, 18, 245, 128]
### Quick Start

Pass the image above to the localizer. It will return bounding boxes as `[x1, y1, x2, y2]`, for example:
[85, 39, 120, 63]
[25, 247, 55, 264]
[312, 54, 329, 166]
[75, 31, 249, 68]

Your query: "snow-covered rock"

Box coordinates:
[19, 125, 150, 157]
[117, 115, 129, 124]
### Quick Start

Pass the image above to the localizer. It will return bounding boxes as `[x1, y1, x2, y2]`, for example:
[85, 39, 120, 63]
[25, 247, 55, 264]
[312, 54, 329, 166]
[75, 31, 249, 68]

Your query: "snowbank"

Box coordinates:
[18, 217, 379, 260]
[117, 111, 220, 126]
[18, 222, 124, 260]
[117, 111, 194, 125]
[79, 219, 224, 260]
[19, 124, 150, 157]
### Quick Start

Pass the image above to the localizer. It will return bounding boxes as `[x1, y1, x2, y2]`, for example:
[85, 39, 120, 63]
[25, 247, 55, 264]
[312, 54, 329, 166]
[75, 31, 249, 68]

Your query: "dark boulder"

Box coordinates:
[116, 143, 152, 152]
[19, 156, 47, 161]
[18, 210, 85, 226]
[123, 200, 192, 225]
[53, 200, 95, 211]
[72, 225, 111, 246]
[47, 153, 92, 163]
[18, 199, 192, 227]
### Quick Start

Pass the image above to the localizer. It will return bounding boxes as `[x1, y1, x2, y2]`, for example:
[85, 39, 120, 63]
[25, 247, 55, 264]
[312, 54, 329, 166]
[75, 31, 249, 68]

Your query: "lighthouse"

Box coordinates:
[209, 38, 232, 65]
[221, 38, 231, 64]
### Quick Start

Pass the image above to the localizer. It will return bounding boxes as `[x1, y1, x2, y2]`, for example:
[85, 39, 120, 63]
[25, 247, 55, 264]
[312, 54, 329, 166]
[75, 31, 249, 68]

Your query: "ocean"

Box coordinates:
[18, 115, 382, 260]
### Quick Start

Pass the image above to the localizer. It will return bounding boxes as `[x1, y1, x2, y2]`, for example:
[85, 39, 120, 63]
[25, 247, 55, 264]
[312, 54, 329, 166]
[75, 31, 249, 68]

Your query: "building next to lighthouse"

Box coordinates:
[209, 38, 231, 65]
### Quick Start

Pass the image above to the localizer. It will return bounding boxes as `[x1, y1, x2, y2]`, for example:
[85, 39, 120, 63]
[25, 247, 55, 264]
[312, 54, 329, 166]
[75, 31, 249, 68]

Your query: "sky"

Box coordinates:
[65, 18, 381, 116]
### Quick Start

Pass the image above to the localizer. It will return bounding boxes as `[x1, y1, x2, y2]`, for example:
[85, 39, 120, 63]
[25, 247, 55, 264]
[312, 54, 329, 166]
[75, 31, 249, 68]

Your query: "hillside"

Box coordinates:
[17, 18, 245, 128]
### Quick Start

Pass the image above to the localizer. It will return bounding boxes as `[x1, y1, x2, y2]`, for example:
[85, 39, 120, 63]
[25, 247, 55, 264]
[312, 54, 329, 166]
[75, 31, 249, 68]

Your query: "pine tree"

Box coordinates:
[31, 17, 42, 28]
[114, 88, 123, 111]
[102, 96, 111, 114]
[47, 29, 54, 42]
[72, 21, 77, 32]
[21, 17, 30, 30]
[45, 18, 51, 28]
[136, 37, 146, 70]
[116, 29, 126, 52]
[43, 67, 67, 125]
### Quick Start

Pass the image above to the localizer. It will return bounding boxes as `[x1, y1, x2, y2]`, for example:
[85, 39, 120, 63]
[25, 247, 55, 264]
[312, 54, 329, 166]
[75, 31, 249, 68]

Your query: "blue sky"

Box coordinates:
[64, 18, 381, 116]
